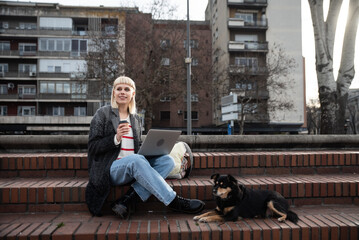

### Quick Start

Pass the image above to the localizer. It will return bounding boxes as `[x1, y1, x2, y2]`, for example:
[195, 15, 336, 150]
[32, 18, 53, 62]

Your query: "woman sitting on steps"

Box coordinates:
[85, 76, 205, 218]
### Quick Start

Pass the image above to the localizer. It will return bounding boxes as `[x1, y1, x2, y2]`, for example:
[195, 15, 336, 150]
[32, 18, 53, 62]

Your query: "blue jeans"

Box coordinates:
[110, 154, 176, 206]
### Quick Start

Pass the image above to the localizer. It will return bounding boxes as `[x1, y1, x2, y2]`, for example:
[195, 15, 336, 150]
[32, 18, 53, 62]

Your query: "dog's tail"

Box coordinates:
[286, 210, 299, 224]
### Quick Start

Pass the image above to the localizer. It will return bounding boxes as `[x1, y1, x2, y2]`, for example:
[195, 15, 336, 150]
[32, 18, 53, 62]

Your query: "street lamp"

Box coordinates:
[186, 0, 192, 135]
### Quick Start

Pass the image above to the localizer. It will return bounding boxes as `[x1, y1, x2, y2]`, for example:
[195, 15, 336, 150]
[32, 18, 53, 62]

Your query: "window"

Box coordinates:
[184, 94, 199, 102]
[18, 64, 36, 73]
[0, 85, 7, 94]
[41, 82, 70, 94]
[72, 39, 87, 56]
[71, 82, 87, 99]
[48, 39, 55, 51]
[39, 38, 71, 51]
[0, 106, 7, 116]
[48, 83, 55, 93]
[234, 13, 254, 24]
[242, 103, 257, 114]
[56, 40, 63, 51]
[1, 22, 9, 29]
[183, 39, 199, 49]
[74, 106, 86, 116]
[236, 83, 253, 90]
[39, 17, 72, 30]
[105, 25, 116, 34]
[18, 85, 36, 95]
[161, 58, 170, 66]
[19, 22, 36, 30]
[19, 43, 36, 55]
[234, 34, 258, 42]
[235, 57, 258, 71]
[0, 41, 10, 51]
[0, 64, 9, 75]
[184, 111, 198, 120]
[56, 83, 64, 93]
[18, 106, 35, 116]
[55, 66, 61, 72]
[160, 111, 170, 120]
[214, 28, 218, 40]
[53, 106, 65, 116]
[160, 39, 170, 49]
[160, 96, 171, 102]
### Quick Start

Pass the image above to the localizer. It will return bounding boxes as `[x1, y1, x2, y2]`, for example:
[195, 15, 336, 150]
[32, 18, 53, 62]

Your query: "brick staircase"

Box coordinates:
[1, 151, 359, 239]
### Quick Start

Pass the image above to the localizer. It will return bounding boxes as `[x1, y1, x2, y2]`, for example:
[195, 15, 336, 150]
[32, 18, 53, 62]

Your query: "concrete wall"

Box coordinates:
[1, 134, 359, 153]
[266, 0, 305, 125]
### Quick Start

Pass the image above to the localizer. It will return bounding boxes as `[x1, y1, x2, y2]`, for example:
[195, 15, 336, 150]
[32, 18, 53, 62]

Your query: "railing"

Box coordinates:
[229, 65, 267, 74]
[0, 116, 92, 124]
[37, 72, 71, 78]
[1, 27, 108, 37]
[228, 18, 267, 28]
[0, 50, 84, 58]
[0, 71, 37, 78]
[1, 28, 72, 36]
[0, 50, 37, 57]
[228, 41, 268, 51]
[38, 51, 72, 57]
[72, 30, 88, 36]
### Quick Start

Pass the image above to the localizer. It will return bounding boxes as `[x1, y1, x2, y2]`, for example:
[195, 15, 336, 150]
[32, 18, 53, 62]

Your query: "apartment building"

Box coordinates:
[0, 1, 135, 134]
[206, 0, 306, 133]
[0, 1, 214, 134]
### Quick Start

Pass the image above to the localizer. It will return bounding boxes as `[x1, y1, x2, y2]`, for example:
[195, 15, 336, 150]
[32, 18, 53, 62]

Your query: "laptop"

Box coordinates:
[138, 129, 181, 156]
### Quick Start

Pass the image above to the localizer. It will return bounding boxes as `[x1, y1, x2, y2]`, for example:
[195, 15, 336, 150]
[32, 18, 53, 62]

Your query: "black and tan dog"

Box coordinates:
[193, 174, 299, 223]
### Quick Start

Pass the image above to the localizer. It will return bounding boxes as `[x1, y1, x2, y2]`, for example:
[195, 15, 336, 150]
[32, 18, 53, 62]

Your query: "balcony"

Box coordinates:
[38, 72, 72, 78]
[0, 71, 37, 79]
[228, 18, 267, 29]
[227, 0, 267, 7]
[0, 28, 73, 37]
[230, 88, 269, 100]
[0, 50, 38, 58]
[1, 27, 96, 37]
[228, 41, 268, 52]
[72, 30, 88, 36]
[0, 50, 82, 58]
[229, 65, 267, 75]
[0, 71, 90, 79]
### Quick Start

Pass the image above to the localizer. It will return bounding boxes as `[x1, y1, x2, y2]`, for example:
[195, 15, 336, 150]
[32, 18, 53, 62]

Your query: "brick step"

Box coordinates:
[1, 150, 359, 178]
[1, 205, 359, 240]
[1, 174, 358, 213]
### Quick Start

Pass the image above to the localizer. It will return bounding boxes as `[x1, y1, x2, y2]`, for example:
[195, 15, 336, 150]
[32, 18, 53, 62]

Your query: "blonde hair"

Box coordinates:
[111, 76, 137, 114]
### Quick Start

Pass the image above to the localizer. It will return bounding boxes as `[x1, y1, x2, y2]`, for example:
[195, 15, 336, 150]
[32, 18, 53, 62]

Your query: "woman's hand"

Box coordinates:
[116, 122, 130, 142]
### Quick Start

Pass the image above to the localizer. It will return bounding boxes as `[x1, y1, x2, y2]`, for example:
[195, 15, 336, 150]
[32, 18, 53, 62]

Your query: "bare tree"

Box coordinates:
[307, 99, 321, 134]
[83, 1, 213, 131]
[346, 91, 359, 134]
[125, 14, 212, 131]
[308, 0, 359, 134]
[85, 25, 126, 106]
[225, 44, 296, 134]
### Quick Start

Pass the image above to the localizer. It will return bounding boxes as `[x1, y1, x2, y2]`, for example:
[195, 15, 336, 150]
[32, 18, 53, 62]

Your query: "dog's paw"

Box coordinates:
[193, 216, 209, 223]
[198, 217, 210, 223]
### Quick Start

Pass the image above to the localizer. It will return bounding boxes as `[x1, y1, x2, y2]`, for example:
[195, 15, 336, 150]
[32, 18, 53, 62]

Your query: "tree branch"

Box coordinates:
[337, 0, 359, 96]
[326, 0, 343, 59]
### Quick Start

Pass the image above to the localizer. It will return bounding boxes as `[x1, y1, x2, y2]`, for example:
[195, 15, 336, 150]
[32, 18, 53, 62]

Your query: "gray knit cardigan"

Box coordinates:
[85, 105, 142, 216]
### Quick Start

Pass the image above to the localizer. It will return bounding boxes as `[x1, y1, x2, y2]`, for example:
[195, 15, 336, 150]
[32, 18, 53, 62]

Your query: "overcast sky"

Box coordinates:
[5, 0, 359, 102]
